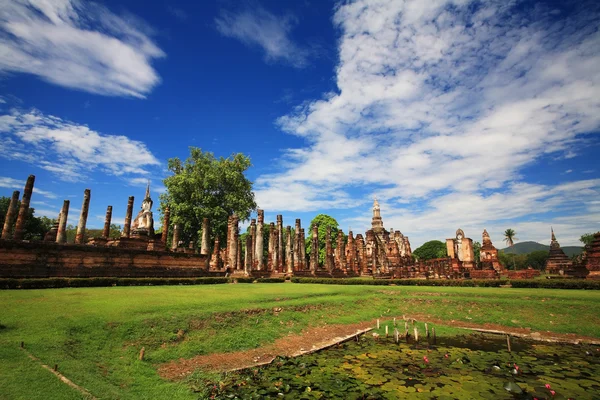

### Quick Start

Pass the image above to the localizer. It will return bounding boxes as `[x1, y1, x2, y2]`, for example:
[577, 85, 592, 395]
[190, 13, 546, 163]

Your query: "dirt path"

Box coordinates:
[157, 315, 600, 380]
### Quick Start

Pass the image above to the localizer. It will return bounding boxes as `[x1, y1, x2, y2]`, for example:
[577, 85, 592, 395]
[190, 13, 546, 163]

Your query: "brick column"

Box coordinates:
[1, 190, 20, 240]
[310, 224, 319, 272]
[75, 189, 91, 244]
[228, 214, 239, 269]
[161, 207, 170, 244]
[268, 222, 276, 270]
[255, 210, 264, 270]
[102, 206, 113, 239]
[171, 224, 180, 251]
[249, 219, 256, 269]
[293, 219, 301, 270]
[325, 227, 334, 272]
[123, 196, 134, 238]
[236, 237, 242, 271]
[56, 200, 70, 244]
[276, 215, 284, 271]
[200, 218, 209, 255]
[13, 175, 35, 241]
[285, 226, 293, 274]
[300, 228, 306, 270]
[244, 235, 252, 274]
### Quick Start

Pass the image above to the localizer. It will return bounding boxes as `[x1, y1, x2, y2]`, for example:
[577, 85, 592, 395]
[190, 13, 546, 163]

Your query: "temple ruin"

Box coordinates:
[0, 174, 597, 280]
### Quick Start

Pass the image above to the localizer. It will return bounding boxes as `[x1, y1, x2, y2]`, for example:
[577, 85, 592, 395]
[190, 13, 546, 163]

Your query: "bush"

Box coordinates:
[290, 277, 509, 287]
[510, 279, 600, 290]
[0, 277, 229, 289]
[255, 278, 286, 283]
[232, 277, 256, 284]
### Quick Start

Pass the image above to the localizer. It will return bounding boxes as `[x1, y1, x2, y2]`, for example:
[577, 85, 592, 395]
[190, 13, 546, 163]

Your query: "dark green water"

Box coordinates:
[205, 334, 600, 399]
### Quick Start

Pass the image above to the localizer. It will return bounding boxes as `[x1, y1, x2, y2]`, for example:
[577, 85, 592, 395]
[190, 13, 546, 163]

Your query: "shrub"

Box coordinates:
[509, 279, 600, 290]
[255, 278, 286, 283]
[0, 277, 229, 289]
[290, 277, 509, 287]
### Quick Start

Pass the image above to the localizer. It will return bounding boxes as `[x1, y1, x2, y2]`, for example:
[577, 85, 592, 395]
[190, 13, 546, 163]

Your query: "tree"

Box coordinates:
[504, 229, 518, 269]
[473, 241, 481, 268]
[580, 233, 595, 247]
[526, 250, 549, 270]
[305, 214, 343, 266]
[413, 240, 447, 261]
[0, 197, 54, 240]
[159, 147, 257, 249]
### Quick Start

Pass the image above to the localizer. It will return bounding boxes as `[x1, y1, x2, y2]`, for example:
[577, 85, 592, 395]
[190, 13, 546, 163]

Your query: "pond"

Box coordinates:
[204, 332, 600, 399]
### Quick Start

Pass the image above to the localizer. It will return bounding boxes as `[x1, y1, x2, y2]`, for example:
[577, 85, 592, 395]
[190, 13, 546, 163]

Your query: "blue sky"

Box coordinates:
[0, 0, 599, 248]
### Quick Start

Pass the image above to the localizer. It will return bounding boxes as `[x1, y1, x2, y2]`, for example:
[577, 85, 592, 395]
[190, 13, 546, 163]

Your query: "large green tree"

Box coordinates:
[159, 147, 257, 248]
[526, 250, 549, 270]
[473, 241, 481, 267]
[413, 240, 447, 261]
[305, 214, 343, 266]
[0, 196, 53, 240]
[580, 233, 595, 247]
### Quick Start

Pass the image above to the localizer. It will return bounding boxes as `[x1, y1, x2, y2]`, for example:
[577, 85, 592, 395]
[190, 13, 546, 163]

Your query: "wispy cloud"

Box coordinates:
[215, 6, 310, 68]
[0, 176, 57, 198]
[255, 0, 600, 246]
[0, 0, 165, 98]
[0, 109, 160, 182]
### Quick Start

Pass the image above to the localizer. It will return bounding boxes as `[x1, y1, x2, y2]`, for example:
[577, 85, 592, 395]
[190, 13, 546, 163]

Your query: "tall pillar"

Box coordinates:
[293, 219, 301, 270]
[1, 190, 20, 240]
[75, 189, 91, 244]
[276, 215, 284, 271]
[161, 207, 170, 243]
[268, 222, 276, 270]
[56, 200, 70, 244]
[285, 226, 293, 274]
[347, 231, 356, 272]
[237, 237, 242, 271]
[255, 210, 264, 270]
[226, 216, 232, 266]
[325, 226, 334, 272]
[336, 230, 346, 271]
[249, 219, 256, 269]
[201, 218, 210, 255]
[102, 206, 113, 239]
[356, 234, 368, 274]
[310, 224, 319, 272]
[171, 223, 181, 251]
[300, 228, 306, 270]
[228, 214, 238, 269]
[244, 235, 252, 274]
[211, 237, 221, 269]
[123, 196, 134, 238]
[13, 175, 35, 241]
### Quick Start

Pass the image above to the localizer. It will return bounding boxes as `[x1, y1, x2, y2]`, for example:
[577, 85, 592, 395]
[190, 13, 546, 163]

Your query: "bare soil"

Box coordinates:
[157, 315, 600, 380]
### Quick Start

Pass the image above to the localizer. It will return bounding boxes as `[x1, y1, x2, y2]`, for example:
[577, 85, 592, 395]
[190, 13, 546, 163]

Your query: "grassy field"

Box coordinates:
[1, 283, 599, 399]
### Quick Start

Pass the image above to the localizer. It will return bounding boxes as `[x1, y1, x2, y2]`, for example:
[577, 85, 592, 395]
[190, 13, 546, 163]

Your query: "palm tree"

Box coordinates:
[504, 229, 518, 269]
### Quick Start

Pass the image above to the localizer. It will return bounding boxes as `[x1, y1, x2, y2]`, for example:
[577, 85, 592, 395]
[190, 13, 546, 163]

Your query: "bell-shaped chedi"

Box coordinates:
[480, 229, 502, 271]
[544, 228, 573, 274]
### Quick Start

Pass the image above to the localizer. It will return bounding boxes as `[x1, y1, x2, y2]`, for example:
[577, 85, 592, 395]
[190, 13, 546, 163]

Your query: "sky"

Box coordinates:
[0, 0, 599, 249]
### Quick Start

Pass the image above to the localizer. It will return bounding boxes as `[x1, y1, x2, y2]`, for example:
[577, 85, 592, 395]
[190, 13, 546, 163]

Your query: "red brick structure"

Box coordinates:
[583, 232, 600, 279]
[479, 229, 503, 271]
[544, 229, 573, 274]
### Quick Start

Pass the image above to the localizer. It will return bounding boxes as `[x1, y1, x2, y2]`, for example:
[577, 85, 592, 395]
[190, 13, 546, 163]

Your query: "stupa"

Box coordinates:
[544, 228, 573, 274]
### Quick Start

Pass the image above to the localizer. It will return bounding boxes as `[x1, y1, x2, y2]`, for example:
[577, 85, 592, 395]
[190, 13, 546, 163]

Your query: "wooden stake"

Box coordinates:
[385, 326, 389, 338]
[139, 347, 145, 361]
[425, 323, 429, 338]
[20, 341, 24, 348]
[394, 328, 399, 344]
[506, 335, 511, 353]
[404, 321, 408, 332]
[54, 364, 58, 372]
[393, 317, 396, 326]
[432, 327, 436, 344]
[377, 319, 380, 329]
[414, 326, 419, 343]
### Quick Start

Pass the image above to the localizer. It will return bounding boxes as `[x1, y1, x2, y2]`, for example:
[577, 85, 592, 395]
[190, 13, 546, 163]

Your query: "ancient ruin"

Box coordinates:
[0, 174, 595, 280]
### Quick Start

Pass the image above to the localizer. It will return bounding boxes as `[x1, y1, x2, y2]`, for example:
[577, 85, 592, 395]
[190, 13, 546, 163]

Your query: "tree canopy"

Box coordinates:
[159, 147, 257, 248]
[580, 233, 595, 247]
[0, 196, 53, 240]
[305, 214, 343, 266]
[503, 229, 517, 247]
[413, 240, 447, 261]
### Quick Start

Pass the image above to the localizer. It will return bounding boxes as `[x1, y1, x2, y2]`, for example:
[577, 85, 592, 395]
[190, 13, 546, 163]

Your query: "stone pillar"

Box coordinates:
[237, 237, 242, 271]
[249, 219, 256, 269]
[201, 218, 210, 255]
[75, 189, 91, 244]
[228, 215, 238, 269]
[310, 224, 319, 272]
[347, 231, 356, 272]
[244, 235, 252, 274]
[123, 196, 134, 238]
[102, 206, 113, 239]
[336, 231, 346, 271]
[356, 234, 367, 274]
[300, 228, 306, 270]
[13, 175, 35, 241]
[268, 222, 276, 270]
[285, 226, 293, 274]
[325, 226, 334, 272]
[255, 210, 264, 270]
[211, 237, 221, 269]
[171, 223, 181, 251]
[226, 216, 232, 266]
[276, 215, 284, 271]
[1, 190, 20, 240]
[161, 207, 170, 244]
[56, 200, 70, 244]
[294, 219, 301, 270]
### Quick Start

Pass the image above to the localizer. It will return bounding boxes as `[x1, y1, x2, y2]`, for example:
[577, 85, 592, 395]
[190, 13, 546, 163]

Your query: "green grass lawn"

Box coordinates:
[1, 283, 599, 399]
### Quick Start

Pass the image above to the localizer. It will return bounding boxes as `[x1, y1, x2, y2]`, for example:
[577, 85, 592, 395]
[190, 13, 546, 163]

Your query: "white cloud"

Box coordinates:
[215, 6, 310, 68]
[254, 0, 600, 246]
[0, 176, 57, 198]
[0, 109, 160, 181]
[0, 0, 165, 97]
